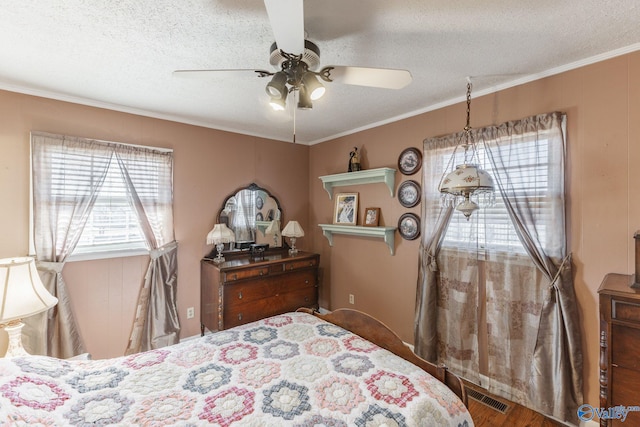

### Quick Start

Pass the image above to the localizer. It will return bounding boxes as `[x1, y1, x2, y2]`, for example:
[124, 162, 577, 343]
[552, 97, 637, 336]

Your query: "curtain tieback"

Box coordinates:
[549, 253, 571, 290]
[36, 260, 65, 273]
[150, 241, 178, 259]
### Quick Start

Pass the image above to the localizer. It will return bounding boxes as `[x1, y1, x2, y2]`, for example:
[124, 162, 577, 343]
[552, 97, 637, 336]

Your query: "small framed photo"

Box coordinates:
[398, 213, 421, 240]
[364, 207, 381, 227]
[398, 180, 421, 208]
[334, 193, 358, 225]
[398, 147, 422, 175]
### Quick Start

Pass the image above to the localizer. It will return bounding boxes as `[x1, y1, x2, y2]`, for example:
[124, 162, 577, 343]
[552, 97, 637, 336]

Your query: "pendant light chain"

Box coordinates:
[465, 81, 472, 132]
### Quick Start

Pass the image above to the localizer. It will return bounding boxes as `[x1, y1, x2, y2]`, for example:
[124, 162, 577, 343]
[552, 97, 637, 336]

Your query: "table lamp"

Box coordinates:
[0, 257, 58, 357]
[282, 221, 304, 255]
[265, 219, 281, 247]
[207, 224, 236, 263]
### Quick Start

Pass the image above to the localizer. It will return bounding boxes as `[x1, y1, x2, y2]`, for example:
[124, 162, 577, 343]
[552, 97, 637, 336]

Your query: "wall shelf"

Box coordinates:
[318, 224, 397, 255]
[319, 167, 396, 199]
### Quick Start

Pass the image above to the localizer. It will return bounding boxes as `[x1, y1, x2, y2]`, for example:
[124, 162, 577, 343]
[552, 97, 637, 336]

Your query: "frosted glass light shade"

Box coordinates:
[206, 224, 236, 245]
[439, 164, 494, 196]
[0, 257, 58, 323]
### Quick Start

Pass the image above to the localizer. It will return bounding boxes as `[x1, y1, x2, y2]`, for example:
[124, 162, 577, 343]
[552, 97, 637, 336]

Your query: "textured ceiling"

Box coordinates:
[1, 0, 639, 144]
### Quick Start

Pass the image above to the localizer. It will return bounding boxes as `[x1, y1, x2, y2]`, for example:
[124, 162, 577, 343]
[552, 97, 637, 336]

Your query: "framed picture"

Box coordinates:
[364, 207, 380, 227]
[398, 147, 422, 175]
[333, 193, 358, 225]
[398, 180, 421, 208]
[398, 213, 421, 240]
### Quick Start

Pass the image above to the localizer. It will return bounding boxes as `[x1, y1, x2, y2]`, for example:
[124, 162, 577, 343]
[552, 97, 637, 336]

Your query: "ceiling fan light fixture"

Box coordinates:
[266, 71, 288, 99]
[269, 94, 286, 111]
[302, 72, 325, 100]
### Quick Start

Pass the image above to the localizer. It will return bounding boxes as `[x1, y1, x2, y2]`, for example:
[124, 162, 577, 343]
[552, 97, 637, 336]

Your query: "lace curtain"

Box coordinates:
[414, 112, 583, 423]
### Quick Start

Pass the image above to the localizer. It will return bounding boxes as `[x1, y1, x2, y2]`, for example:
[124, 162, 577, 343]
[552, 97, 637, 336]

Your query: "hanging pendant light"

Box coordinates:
[438, 79, 494, 220]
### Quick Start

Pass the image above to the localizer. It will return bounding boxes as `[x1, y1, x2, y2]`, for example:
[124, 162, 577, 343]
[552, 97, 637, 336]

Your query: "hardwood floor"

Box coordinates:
[465, 382, 565, 426]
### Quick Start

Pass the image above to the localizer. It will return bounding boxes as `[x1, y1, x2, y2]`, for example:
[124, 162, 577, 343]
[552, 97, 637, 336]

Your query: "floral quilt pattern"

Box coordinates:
[0, 312, 473, 426]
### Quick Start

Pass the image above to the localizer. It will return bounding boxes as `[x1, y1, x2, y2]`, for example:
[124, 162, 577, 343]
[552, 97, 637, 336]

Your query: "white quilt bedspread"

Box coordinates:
[0, 312, 474, 426]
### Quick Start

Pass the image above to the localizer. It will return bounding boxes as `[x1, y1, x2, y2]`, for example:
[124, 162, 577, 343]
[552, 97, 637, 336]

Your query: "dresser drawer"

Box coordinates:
[612, 299, 640, 324]
[223, 265, 270, 282]
[611, 324, 640, 370]
[283, 257, 318, 271]
[224, 270, 316, 306]
[223, 286, 318, 329]
[611, 365, 640, 425]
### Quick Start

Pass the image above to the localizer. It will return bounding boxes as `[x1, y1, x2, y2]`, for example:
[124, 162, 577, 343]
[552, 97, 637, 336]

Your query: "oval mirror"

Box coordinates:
[218, 183, 283, 249]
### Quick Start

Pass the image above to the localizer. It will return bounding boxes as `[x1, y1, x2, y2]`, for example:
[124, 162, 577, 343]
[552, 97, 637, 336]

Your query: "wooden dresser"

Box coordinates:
[200, 250, 319, 333]
[598, 273, 640, 426]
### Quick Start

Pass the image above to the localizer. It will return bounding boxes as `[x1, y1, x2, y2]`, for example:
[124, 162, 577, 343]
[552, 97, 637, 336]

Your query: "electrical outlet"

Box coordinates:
[349, 294, 355, 305]
[187, 307, 195, 319]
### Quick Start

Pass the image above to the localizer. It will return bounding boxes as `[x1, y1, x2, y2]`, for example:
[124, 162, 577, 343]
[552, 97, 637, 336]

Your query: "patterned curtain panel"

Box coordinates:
[416, 112, 582, 424]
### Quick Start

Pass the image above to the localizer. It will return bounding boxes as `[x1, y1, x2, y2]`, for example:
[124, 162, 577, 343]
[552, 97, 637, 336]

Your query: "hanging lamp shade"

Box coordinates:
[439, 164, 494, 196]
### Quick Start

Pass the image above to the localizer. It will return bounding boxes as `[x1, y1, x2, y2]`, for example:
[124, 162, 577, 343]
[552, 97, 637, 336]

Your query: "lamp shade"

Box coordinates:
[282, 221, 305, 238]
[206, 224, 236, 245]
[439, 164, 494, 196]
[0, 257, 58, 323]
[265, 220, 281, 235]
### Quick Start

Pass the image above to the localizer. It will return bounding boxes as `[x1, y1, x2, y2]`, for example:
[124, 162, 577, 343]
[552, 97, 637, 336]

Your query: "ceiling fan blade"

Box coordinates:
[173, 69, 272, 78]
[264, 0, 304, 55]
[321, 66, 412, 89]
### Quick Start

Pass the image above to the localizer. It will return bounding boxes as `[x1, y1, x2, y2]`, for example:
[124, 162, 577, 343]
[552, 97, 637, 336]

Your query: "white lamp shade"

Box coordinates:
[206, 224, 236, 245]
[0, 257, 58, 323]
[439, 164, 494, 196]
[265, 220, 281, 235]
[282, 221, 305, 238]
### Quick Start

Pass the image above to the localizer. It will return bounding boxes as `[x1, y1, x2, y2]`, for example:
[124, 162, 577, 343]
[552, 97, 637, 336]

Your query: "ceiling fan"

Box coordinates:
[173, 0, 412, 113]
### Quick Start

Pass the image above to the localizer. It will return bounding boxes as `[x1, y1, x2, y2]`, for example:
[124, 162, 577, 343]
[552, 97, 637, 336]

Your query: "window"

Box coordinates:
[437, 137, 552, 255]
[73, 160, 147, 256]
[31, 133, 173, 260]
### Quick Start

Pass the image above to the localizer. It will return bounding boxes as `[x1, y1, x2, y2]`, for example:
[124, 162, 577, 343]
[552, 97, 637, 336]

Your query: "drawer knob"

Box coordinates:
[238, 313, 243, 321]
[231, 274, 237, 280]
[238, 291, 243, 299]
[260, 270, 264, 276]
[305, 280, 309, 284]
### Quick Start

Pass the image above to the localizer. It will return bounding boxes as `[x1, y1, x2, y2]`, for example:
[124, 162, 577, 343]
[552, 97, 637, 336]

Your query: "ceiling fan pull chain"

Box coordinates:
[293, 90, 297, 144]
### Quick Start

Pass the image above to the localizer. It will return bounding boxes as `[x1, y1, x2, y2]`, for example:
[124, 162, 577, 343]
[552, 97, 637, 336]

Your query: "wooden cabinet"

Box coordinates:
[201, 250, 319, 333]
[598, 273, 640, 426]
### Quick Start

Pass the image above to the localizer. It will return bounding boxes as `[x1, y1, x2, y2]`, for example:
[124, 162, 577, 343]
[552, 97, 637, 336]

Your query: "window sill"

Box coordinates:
[67, 247, 149, 262]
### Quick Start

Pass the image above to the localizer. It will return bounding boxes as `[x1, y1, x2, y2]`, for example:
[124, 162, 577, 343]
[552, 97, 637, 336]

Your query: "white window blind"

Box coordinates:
[73, 160, 146, 254]
[441, 137, 551, 254]
[34, 137, 172, 259]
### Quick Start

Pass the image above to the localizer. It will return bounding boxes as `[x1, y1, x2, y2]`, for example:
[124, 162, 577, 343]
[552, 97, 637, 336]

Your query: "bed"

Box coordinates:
[0, 308, 473, 426]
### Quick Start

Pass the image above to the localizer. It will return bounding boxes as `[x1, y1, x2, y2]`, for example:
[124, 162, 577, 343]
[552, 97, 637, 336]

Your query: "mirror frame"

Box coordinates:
[216, 183, 285, 253]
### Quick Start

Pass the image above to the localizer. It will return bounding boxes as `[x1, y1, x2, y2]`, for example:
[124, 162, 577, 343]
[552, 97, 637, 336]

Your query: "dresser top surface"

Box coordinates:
[202, 250, 318, 271]
[598, 273, 640, 298]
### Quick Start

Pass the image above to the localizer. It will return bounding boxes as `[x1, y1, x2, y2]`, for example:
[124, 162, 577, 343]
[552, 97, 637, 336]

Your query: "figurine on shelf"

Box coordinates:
[348, 147, 361, 172]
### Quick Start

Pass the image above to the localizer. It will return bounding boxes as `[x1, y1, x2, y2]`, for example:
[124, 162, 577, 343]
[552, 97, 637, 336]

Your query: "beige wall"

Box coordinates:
[308, 51, 640, 411]
[0, 89, 310, 358]
[1, 50, 638, 410]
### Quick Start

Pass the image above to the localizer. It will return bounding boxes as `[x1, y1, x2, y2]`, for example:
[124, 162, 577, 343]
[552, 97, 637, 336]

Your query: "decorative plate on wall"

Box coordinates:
[398, 147, 422, 175]
[398, 180, 421, 208]
[398, 213, 421, 240]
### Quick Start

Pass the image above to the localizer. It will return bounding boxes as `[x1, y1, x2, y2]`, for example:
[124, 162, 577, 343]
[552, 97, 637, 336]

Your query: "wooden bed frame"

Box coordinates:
[297, 307, 468, 407]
